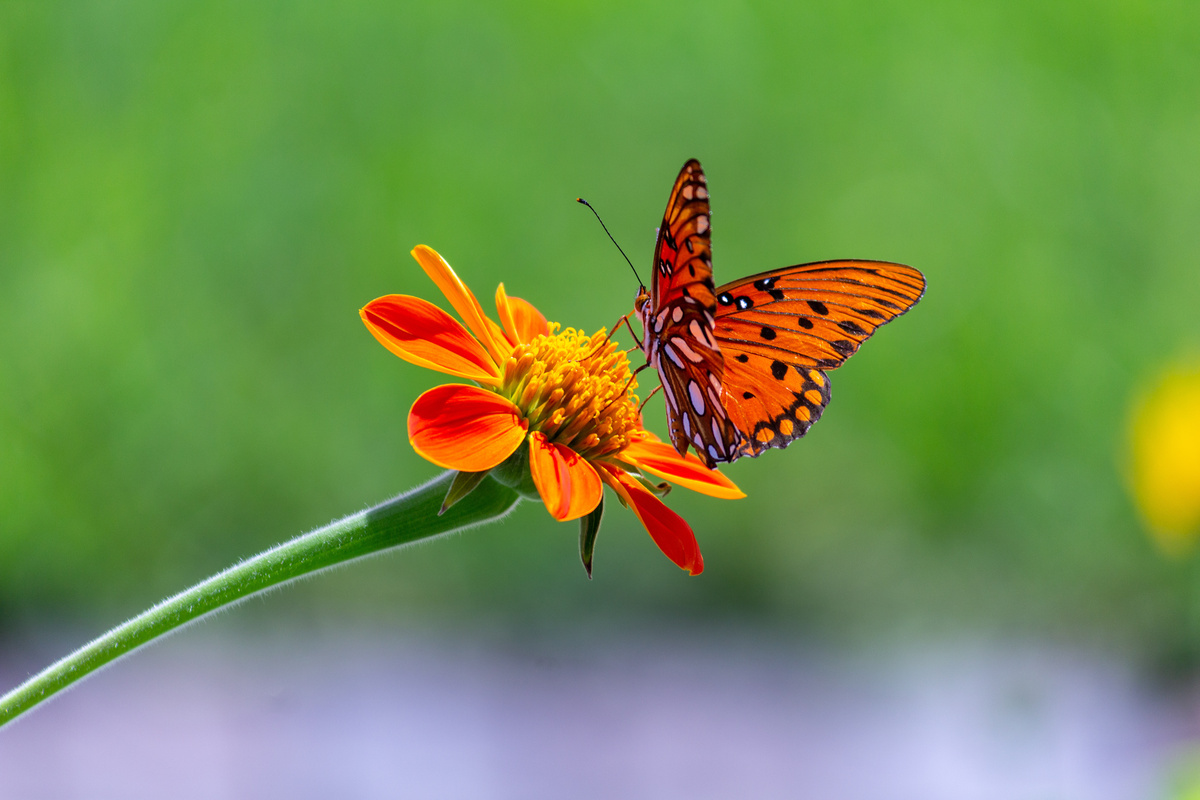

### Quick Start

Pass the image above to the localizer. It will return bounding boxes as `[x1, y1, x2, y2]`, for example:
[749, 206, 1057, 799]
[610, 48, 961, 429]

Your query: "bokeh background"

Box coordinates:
[3, 1, 1200, 796]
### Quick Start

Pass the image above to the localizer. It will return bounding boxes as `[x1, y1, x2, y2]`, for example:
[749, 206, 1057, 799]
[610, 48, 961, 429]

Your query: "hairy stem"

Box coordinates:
[0, 471, 520, 727]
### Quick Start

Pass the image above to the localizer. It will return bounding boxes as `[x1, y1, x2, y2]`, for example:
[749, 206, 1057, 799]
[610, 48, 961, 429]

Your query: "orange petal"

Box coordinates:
[598, 464, 704, 575]
[621, 438, 745, 500]
[361, 295, 502, 384]
[411, 246, 512, 368]
[496, 283, 551, 345]
[528, 432, 603, 521]
[409, 384, 527, 471]
[485, 316, 512, 353]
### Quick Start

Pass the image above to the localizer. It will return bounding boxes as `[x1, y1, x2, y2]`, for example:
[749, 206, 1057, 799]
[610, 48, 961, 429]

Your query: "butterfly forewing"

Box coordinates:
[713, 260, 926, 370]
[651, 160, 717, 309]
[712, 260, 925, 458]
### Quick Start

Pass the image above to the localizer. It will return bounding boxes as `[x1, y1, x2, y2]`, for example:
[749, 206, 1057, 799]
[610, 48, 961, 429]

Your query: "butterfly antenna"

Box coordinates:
[577, 198, 643, 288]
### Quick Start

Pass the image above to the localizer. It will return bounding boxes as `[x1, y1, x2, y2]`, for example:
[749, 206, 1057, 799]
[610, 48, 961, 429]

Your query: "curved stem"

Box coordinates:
[0, 471, 520, 728]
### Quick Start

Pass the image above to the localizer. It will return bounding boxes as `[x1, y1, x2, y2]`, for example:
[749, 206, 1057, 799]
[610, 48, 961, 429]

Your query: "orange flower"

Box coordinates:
[361, 245, 744, 575]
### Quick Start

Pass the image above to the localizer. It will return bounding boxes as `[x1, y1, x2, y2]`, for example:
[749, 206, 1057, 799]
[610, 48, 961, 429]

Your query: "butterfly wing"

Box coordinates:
[713, 260, 926, 458]
[641, 160, 743, 467]
[650, 159, 717, 309]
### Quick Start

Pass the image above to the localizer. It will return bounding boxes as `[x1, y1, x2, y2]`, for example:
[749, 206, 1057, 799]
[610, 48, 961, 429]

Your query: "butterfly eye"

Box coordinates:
[634, 289, 650, 313]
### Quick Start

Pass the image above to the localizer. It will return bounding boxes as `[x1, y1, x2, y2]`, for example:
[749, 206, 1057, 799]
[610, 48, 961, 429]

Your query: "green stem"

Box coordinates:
[0, 471, 520, 728]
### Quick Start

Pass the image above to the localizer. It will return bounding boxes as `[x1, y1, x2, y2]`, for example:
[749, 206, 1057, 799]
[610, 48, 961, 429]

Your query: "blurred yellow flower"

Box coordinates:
[1130, 365, 1200, 553]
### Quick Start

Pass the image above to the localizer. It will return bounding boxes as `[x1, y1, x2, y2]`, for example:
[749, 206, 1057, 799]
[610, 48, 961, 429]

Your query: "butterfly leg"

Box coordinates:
[637, 384, 663, 414]
[614, 313, 644, 349]
[597, 362, 650, 415]
[578, 312, 643, 363]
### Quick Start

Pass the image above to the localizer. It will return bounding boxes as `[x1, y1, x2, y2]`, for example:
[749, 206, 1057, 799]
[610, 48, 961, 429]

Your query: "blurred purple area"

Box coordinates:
[1, 628, 1196, 799]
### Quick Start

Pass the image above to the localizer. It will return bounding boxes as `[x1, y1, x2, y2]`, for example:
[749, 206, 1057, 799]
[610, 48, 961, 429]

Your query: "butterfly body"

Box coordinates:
[639, 160, 926, 467]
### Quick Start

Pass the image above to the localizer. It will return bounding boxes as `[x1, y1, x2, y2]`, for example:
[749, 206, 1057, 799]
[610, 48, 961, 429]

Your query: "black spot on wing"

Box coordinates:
[770, 360, 787, 380]
[837, 319, 867, 336]
[768, 288, 784, 301]
[735, 296, 753, 310]
[807, 300, 829, 315]
[735, 353, 749, 363]
[742, 391, 755, 400]
[717, 292, 733, 306]
[797, 317, 814, 329]
[760, 327, 776, 341]
[831, 339, 854, 357]
[732, 367, 834, 460]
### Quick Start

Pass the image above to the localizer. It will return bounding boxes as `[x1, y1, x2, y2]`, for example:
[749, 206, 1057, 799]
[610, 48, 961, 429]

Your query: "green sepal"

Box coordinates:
[579, 495, 604, 579]
[490, 440, 541, 500]
[439, 469, 492, 516]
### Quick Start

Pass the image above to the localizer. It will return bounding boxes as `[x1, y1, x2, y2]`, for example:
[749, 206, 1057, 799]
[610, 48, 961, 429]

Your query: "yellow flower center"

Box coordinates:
[498, 325, 641, 461]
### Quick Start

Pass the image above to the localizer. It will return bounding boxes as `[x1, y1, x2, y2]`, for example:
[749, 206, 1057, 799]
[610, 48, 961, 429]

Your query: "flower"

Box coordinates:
[360, 245, 744, 575]
[1129, 364, 1200, 554]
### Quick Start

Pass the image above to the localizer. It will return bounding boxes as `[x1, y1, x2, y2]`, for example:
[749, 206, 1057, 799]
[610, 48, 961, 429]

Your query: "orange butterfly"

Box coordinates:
[634, 159, 926, 468]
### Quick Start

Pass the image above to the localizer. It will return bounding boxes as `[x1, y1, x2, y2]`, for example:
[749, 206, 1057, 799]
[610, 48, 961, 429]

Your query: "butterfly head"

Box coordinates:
[633, 286, 650, 315]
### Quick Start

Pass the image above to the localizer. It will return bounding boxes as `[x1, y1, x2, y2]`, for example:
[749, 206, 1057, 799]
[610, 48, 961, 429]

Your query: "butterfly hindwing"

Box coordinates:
[720, 354, 832, 458]
[653, 318, 738, 465]
[640, 160, 742, 467]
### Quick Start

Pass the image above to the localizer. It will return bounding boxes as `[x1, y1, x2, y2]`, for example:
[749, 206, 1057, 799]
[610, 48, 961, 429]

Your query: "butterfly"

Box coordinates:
[634, 159, 926, 468]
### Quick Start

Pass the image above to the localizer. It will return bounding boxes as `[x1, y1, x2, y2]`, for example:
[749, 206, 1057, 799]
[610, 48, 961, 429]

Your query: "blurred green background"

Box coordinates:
[2, 0, 1199, 664]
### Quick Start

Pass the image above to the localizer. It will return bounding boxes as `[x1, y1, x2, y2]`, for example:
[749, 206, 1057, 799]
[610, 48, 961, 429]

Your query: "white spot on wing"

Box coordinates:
[663, 343, 685, 369]
[671, 306, 683, 323]
[695, 215, 709, 234]
[708, 445, 720, 461]
[670, 336, 705, 364]
[711, 416, 725, 450]
[688, 319, 706, 343]
[682, 414, 691, 437]
[662, 381, 679, 414]
[688, 381, 706, 415]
